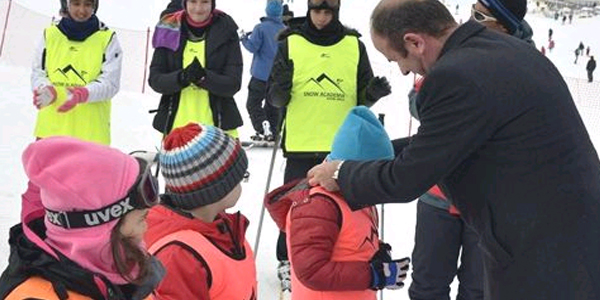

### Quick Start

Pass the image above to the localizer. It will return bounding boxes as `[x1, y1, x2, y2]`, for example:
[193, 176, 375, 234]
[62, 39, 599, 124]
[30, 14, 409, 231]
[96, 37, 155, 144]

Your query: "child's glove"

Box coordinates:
[369, 249, 410, 290]
[371, 242, 393, 261]
[365, 76, 392, 103]
[239, 29, 251, 40]
[58, 87, 89, 112]
[33, 85, 57, 109]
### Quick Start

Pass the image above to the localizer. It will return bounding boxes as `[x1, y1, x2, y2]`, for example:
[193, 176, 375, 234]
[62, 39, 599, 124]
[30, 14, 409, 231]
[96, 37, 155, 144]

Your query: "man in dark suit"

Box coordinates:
[308, 0, 600, 299]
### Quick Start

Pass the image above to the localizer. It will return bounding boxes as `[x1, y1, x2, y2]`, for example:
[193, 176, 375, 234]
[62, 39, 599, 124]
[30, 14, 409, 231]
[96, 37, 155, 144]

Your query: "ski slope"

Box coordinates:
[0, 0, 599, 299]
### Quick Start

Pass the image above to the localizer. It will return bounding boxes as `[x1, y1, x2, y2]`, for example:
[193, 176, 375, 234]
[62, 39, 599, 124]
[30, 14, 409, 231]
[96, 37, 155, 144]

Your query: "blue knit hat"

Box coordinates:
[328, 106, 394, 161]
[266, 0, 283, 17]
[160, 123, 248, 210]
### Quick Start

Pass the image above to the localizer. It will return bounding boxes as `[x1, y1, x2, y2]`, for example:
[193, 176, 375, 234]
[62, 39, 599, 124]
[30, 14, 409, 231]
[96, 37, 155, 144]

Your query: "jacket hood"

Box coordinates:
[145, 205, 249, 258]
[513, 19, 535, 47]
[264, 179, 311, 231]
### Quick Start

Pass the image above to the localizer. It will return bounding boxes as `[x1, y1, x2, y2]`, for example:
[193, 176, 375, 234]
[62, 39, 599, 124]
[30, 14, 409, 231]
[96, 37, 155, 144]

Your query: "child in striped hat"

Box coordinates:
[144, 122, 257, 300]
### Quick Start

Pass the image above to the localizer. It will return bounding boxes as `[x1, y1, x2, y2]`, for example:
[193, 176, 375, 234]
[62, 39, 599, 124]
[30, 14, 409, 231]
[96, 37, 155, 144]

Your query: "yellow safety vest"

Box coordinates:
[34, 24, 113, 145]
[174, 40, 238, 138]
[285, 35, 359, 152]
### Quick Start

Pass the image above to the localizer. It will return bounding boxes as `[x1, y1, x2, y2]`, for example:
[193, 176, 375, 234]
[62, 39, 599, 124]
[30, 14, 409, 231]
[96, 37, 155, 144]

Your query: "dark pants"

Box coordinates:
[409, 201, 484, 300]
[588, 70, 594, 82]
[246, 77, 280, 134]
[276, 156, 324, 261]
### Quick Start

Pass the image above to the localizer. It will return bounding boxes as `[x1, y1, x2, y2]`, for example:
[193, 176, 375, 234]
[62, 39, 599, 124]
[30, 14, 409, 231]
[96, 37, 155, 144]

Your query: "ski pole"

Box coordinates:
[150, 100, 175, 178]
[378, 113, 386, 300]
[254, 118, 284, 257]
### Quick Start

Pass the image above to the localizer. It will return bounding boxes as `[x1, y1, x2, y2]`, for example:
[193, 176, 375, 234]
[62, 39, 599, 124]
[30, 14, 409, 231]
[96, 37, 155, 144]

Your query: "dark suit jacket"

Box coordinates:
[338, 21, 600, 299]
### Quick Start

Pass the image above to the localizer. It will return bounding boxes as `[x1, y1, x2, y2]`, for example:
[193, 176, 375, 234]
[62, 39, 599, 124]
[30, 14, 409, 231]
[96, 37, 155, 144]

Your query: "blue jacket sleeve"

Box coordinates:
[241, 24, 263, 53]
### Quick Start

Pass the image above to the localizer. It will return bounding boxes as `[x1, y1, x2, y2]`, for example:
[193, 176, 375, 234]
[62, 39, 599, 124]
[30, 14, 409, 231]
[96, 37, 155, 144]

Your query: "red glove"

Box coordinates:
[33, 85, 57, 109]
[57, 87, 89, 112]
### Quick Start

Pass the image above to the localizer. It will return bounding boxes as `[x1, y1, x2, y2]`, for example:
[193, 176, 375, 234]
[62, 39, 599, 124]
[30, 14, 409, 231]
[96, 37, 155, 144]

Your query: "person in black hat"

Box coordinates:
[60, 0, 98, 16]
[282, 4, 295, 25]
[474, 0, 534, 45]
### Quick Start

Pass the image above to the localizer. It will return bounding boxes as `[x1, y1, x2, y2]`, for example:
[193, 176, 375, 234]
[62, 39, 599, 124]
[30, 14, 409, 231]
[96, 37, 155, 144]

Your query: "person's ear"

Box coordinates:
[403, 33, 425, 55]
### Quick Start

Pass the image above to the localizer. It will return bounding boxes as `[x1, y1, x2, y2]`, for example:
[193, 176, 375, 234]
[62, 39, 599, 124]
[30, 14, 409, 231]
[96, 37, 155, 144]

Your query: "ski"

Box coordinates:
[241, 140, 275, 148]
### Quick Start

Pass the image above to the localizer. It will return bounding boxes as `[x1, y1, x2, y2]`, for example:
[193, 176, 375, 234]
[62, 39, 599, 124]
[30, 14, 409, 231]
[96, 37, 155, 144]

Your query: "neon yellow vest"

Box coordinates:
[285, 35, 359, 152]
[34, 25, 113, 145]
[174, 40, 238, 138]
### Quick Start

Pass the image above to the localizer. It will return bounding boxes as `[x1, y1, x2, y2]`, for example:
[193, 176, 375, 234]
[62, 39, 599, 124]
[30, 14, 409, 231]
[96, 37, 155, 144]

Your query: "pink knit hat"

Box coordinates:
[22, 137, 140, 284]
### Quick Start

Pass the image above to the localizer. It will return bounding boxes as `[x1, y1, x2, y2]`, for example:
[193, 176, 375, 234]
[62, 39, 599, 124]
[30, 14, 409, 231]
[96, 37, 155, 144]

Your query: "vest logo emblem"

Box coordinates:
[69, 46, 78, 52]
[303, 73, 345, 101]
[54, 65, 88, 84]
[320, 52, 330, 58]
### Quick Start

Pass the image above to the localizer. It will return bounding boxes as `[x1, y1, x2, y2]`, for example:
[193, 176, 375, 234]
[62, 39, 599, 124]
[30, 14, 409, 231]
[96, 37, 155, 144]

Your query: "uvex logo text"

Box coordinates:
[47, 210, 65, 226]
[84, 198, 135, 226]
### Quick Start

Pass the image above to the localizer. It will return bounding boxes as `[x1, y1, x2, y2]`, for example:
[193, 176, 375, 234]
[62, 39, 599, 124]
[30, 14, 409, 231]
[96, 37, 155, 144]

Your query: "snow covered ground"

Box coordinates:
[0, 0, 598, 299]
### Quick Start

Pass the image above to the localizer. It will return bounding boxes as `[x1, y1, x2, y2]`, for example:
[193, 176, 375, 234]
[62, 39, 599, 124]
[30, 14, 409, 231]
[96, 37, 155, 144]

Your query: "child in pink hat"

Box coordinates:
[0, 137, 164, 300]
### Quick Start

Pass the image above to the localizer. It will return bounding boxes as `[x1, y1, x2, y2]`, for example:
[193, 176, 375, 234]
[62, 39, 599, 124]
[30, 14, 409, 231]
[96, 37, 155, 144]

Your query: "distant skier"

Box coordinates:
[568, 13, 573, 24]
[541, 45, 546, 56]
[548, 28, 553, 41]
[562, 15, 567, 24]
[586, 46, 591, 56]
[587, 56, 596, 82]
[575, 48, 581, 64]
[548, 39, 555, 52]
[282, 4, 294, 24]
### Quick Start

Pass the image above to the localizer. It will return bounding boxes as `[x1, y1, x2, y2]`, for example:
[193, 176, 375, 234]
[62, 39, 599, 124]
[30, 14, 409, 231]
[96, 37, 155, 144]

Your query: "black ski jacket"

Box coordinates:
[149, 12, 243, 134]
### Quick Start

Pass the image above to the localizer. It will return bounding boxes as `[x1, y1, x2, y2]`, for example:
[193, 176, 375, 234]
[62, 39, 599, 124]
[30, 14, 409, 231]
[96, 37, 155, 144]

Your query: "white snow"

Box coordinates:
[0, 0, 598, 299]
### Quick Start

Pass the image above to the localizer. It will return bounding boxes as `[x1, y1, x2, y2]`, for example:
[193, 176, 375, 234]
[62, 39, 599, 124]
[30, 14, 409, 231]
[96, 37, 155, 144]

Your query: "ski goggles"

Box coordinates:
[308, 0, 340, 9]
[471, 5, 498, 23]
[128, 151, 161, 209]
[45, 152, 160, 229]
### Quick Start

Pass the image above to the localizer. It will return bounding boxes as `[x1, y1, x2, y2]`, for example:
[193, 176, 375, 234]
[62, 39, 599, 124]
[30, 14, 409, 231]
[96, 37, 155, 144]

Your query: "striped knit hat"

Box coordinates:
[159, 123, 248, 210]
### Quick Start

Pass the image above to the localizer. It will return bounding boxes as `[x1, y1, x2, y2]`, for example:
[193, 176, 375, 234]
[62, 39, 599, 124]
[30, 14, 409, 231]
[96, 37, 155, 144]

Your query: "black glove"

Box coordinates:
[179, 57, 206, 86]
[366, 76, 392, 103]
[272, 58, 294, 91]
[371, 242, 393, 262]
[369, 242, 410, 290]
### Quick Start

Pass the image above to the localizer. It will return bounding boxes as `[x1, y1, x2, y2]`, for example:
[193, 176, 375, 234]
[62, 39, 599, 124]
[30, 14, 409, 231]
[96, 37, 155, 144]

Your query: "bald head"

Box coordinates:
[371, 0, 457, 56]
